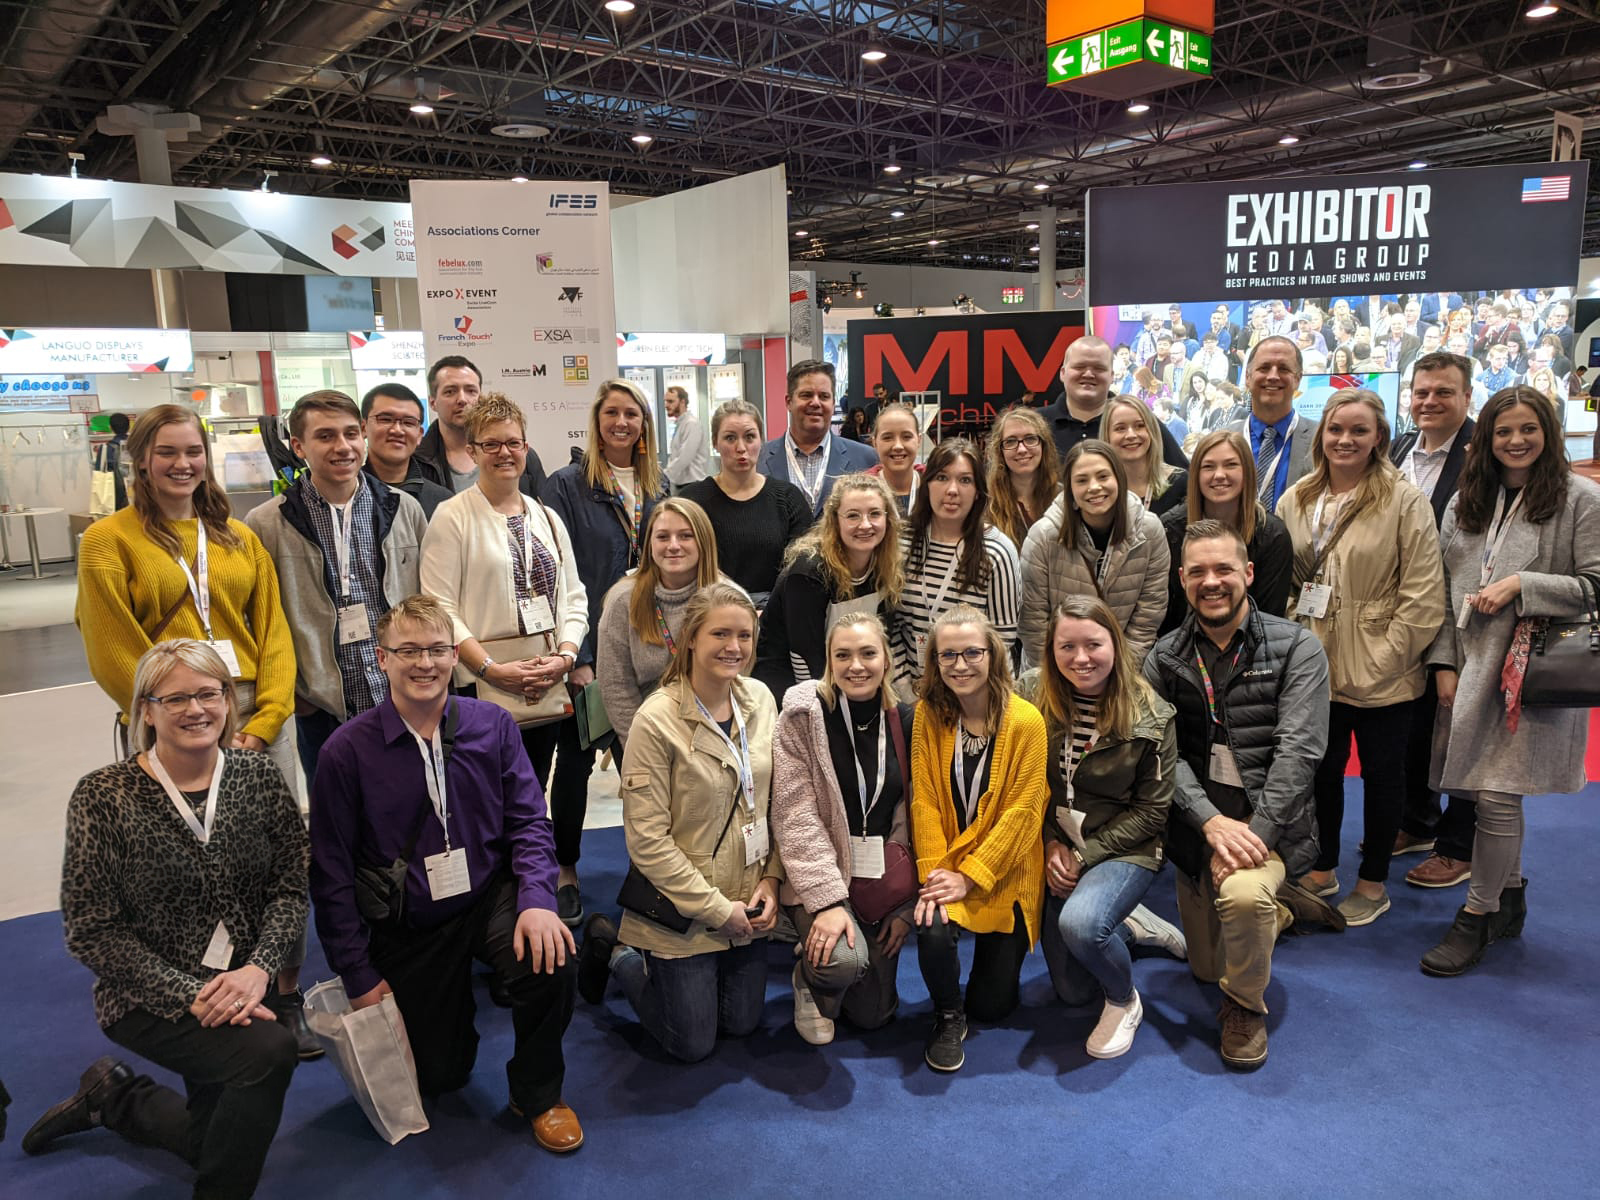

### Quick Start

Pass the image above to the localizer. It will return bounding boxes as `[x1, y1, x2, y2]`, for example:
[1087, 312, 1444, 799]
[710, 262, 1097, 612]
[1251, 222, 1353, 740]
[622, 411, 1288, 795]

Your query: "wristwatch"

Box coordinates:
[476, 655, 495, 679]
[558, 650, 578, 667]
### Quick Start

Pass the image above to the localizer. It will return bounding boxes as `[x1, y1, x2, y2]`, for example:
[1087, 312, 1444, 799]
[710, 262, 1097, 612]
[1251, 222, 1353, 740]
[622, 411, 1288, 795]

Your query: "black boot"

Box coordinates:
[1490, 878, 1527, 939]
[1420, 908, 1494, 977]
[269, 988, 324, 1061]
[21, 1057, 134, 1155]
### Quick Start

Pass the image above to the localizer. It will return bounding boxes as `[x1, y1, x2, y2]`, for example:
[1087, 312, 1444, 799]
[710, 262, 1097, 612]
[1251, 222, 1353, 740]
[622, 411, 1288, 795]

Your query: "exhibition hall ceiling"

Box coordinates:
[3, 0, 1599, 271]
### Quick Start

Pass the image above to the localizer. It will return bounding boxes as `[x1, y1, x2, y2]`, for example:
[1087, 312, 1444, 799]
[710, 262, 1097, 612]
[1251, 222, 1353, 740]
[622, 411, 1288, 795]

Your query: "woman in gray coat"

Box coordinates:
[1421, 386, 1600, 976]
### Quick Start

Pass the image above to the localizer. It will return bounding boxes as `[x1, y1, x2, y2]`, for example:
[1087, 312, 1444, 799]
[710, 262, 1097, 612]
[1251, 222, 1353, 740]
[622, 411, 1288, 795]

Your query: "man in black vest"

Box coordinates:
[1389, 351, 1477, 890]
[1143, 521, 1338, 1071]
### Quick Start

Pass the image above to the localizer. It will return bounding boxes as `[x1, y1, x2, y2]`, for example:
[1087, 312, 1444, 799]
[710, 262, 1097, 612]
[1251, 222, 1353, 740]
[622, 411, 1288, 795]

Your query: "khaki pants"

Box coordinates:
[1174, 852, 1292, 1014]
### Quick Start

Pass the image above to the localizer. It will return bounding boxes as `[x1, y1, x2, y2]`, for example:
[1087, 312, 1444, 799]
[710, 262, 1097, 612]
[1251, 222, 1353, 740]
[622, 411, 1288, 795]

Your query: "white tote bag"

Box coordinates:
[304, 978, 430, 1145]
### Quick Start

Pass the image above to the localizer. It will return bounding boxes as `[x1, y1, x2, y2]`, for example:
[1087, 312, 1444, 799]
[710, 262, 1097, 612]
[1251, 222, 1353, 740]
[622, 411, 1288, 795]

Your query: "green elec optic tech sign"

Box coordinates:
[1047, 19, 1213, 85]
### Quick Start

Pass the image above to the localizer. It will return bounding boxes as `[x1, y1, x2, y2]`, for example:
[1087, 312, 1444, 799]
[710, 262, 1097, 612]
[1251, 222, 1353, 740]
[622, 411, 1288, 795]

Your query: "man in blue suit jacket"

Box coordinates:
[758, 359, 878, 518]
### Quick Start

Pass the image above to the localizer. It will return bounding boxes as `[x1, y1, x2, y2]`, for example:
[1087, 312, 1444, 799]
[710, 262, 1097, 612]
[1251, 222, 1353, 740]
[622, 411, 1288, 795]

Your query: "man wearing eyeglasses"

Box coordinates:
[1038, 335, 1189, 467]
[310, 594, 582, 1153]
[362, 383, 454, 520]
[413, 355, 547, 499]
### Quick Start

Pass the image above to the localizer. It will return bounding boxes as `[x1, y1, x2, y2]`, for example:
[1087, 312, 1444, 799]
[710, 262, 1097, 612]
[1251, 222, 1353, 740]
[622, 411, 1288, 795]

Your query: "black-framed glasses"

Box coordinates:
[146, 688, 227, 713]
[471, 439, 526, 455]
[1000, 434, 1042, 451]
[382, 644, 456, 662]
[936, 647, 990, 666]
[369, 413, 422, 431]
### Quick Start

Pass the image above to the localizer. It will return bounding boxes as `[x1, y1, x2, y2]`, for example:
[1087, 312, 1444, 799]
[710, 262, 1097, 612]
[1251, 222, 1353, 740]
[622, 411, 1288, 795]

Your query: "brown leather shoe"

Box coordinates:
[1405, 853, 1471, 889]
[1218, 997, 1268, 1070]
[531, 1102, 584, 1153]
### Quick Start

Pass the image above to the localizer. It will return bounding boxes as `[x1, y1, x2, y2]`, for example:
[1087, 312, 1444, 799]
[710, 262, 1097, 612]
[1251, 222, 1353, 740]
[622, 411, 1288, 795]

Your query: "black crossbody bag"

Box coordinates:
[353, 701, 460, 926]
[616, 798, 744, 934]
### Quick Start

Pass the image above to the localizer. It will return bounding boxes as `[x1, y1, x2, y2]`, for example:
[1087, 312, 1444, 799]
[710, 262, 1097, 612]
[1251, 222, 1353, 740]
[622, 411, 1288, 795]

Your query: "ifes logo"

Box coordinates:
[550, 194, 599, 210]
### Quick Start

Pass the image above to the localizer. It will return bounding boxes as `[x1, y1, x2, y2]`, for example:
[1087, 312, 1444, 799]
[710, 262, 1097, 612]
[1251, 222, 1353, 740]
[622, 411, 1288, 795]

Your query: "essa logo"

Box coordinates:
[550, 194, 599, 210]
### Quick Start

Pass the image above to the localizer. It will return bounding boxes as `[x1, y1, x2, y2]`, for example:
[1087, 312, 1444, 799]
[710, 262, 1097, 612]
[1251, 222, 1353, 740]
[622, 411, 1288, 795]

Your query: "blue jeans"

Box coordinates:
[612, 942, 767, 1063]
[1041, 859, 1155, 1006]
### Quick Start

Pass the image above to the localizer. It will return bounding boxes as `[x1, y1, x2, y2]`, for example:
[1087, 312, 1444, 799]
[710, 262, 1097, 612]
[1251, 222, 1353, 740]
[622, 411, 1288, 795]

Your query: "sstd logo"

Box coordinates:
[550, 194, 599, 210]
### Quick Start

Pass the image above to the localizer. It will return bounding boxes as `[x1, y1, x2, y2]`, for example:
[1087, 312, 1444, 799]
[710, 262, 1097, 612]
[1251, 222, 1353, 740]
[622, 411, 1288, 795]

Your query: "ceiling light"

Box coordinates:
[1032, 182, 1049, 191]
[1127, 100, 1151, 114]
[310, 152, 332, 166]
[67, 150, 84, 178]
[1408, 160, 1428, 170]
[861, 42, 887, 63]
[883, 162, 901, 174]
[511, 174, 529, 183]
[1277, 134, 1300, 146]
[491, 122, 552, 139]
[794, 229, 808, 238]
[408, 75, 433, 115]
[1025, 222, 1040, 231]
[605, 0, 636, 12]
[631, 132, 653, 145]
[260, 168, 277, 192]
[890, 209, 906, 218]
[927, 238, 941, 246]
[1525, 3, 1559, 16]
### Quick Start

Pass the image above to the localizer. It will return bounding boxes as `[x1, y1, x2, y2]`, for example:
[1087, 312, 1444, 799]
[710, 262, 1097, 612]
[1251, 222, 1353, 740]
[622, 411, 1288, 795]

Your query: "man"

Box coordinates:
[1111, 343, 1136, 394]
[1147, 332, 1174, 374]
[1419, 290, 1463, 327]
[1265, 298, 1294, 338]
[1131, 312, 1163, 365]
[1542, 300, 1574, 359]
[1225, 336, 1313, 511]
[1472, 301, 1516, 359]
[1162, 335, 1192, 396]
[662, 385, 708, 488]
[361, 383, 453, 520]
[1192, 331, 1231, 383]
[413, 355, 546, 498]
[1419, 324, 1443, 359]
[310, 596, 581, 1152]
[1143, 520, 1337, 1070]
[1209, 305, 1239, 354]
[1039, 335, 1188, 466]
[1294, 309, 1327, 355]
[101, 411, 131, 510]
[1402, 299, 1430, 341]
[1153, 395, 1188, 442]
[757, 359, 878, 517]
[1479, 343, 1516, 394]
[1388, 352, 1478, 890]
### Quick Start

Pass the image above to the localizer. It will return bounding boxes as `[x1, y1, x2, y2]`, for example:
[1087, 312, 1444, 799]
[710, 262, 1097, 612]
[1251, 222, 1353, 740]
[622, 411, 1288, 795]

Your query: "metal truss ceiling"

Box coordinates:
[4, 0, 1600, 273]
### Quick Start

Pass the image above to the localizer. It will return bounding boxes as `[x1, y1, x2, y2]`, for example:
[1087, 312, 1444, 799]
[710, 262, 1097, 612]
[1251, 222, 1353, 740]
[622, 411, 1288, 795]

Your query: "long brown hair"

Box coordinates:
[986, 405, 1060, 548]
[783, 473, 905, 607]
[126, 405, 240, 558]
[918, 603, 1014, 730]
[905, 438, 991, 592]
[627, 498, 721, 645]
[1455, 385, 1570, 533]
[1185, 429, 1262, 543]
[581, 379, 663, 498]
[1289, 388, 1397, 515]
[659, 580, 759, 689]
[1035, 595, 1153, 744]
[1059, 440, 1130, 548]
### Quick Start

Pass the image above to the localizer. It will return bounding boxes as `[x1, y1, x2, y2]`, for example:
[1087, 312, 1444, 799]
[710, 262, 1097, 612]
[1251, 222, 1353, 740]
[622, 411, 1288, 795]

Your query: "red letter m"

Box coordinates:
[862, 331, 968, 394]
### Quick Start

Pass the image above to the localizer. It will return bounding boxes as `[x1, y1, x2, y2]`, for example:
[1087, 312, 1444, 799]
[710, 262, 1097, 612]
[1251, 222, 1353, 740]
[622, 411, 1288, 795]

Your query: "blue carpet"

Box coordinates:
[5, 783, 1598, 1198]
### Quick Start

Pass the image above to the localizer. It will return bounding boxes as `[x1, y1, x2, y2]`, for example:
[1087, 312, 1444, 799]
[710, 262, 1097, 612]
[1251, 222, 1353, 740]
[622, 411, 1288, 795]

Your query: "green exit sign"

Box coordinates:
[1047, 19, 1213, 85]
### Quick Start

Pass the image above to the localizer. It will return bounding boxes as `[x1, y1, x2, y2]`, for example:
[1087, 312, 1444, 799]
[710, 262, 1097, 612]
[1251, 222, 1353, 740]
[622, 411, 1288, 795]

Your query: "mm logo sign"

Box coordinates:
[550, 194, 599, 209]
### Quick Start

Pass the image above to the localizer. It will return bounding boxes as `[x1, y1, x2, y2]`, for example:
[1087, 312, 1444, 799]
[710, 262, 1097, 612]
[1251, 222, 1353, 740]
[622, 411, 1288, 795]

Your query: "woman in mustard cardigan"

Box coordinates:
[912, 604, 1048, 1073]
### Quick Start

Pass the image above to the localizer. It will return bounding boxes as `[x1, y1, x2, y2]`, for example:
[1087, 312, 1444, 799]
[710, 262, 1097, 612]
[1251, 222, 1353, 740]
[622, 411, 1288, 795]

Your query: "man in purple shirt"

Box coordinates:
[309, 595, 582, 1153]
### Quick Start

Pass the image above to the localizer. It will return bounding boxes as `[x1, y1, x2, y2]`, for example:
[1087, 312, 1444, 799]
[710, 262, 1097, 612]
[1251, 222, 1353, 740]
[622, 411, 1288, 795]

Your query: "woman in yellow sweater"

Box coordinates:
[911, 603, 1048, 1072]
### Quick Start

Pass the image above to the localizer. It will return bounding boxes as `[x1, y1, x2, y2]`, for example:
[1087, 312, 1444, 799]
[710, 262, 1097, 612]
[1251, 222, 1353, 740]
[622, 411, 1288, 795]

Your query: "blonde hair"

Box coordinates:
[376, 595, 455, 645]
[783, 473, 905, 608]
[918, 604, 1014, 730]
[130, 638, 239, 753]
[816, 611, 898, 711]
[628, 498, 721, 647]
[1035, 595, 1153, 744]
[1185, 429, 1262, 543]
[659, 581, 760, 688]
[710, 398, 763, 440]
[582, 379, 663, 498]
[986, 405, 1060, 548]
[126, 405, 240, 559]
[1291, 389, 1397, 515]
[1100, 397, 1176, 499]
[463, 392, 526, 442]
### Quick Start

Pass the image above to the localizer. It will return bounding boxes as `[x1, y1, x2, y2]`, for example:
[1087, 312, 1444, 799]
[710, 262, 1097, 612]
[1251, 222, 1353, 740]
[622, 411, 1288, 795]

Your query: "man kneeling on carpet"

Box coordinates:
[25, 639, 309, 1198]
[308, 595, 583, 1152]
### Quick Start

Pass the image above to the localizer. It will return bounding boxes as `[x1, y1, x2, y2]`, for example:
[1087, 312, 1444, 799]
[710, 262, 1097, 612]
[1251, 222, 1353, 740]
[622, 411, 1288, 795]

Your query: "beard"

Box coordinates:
[1194, 592, 1247, 629]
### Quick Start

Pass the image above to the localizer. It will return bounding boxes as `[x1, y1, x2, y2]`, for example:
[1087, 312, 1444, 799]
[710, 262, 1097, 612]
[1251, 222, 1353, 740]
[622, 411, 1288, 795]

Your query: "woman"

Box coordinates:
[866, 401, 924, 514]
[678, 400, 811, 606]
[575, 583, 781, 1063]
[1131, 366, 1169, 407]
[1102, 396, 1188, 518]
[1526, 366, 1562, 414]
[420, 393, 589, 923]
[1420, 388, 1600, 975]
[1158, 430, 1294, 635]
[843, 407, 870, 443]
[771, 613, 916, 1044]
[596, 497, 724, 751]
[1278, 390, 1445, 927]
[986, 405, 1062, 551]
[1032, 597, 1177, 1059]
[911, 605, 1047, 1071]
[895, 438, 1021, 698]
[1180, 370, 1212, 435]
[31, 640, 307, 1196]
[1329, 345, 1356, 374]
[1019, 440, 1169, 670]
[756, 473, 903, 698]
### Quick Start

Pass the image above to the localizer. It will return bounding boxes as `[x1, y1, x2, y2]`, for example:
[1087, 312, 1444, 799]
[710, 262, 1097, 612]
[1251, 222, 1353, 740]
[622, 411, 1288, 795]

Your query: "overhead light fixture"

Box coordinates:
[854, 287, 864, 299]
[260, 169, 277, 192]
[1525, 2, 1559, 16]
[67, 151, 84, 178]
[883, 162, 902, 174]
[631, 132, 653, 145]
[511, 174, 529, 183]
[1127, 100, 1151, 114]
[408, 75, 434, 115]
[1277, 133, 1300, 146]
[604, 0, 636, 12]
[883, 144, 902, 174]
[1028, 244, 1040, 252]
[1408, 159, 1428, 170]
[861, 41, 888, 63]
[890, 209, 906, 218]
[794, 229, 809, 238]
[927, 238, 941, 246]
[1032, 182, 1049, 192]
[1025, 222, 1040, 231]
[309, 134, 332, 166]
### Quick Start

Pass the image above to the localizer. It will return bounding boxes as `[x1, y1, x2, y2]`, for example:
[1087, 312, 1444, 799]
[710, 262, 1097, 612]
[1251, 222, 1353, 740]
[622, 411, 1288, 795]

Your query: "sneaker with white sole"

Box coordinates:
[1337, 888, 1391, 927]
[1298, 873, 1339, 898]
[791, 963, 835, 1045]
[1086, 990, 1143, 1059]
[924, 1010, 967, 1071]
[1123, 906, 1188, 960]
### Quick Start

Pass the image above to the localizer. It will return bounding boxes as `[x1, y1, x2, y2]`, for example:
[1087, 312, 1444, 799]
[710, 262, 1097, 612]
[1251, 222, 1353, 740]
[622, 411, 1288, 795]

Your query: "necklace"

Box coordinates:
[958, 724, 990, 755]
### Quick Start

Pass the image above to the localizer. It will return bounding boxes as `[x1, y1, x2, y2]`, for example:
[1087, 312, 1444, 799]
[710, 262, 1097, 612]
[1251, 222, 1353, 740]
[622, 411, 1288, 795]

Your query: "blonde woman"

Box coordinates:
[866, 401, 925, 514]
[986, 405, 1062, 550]
[1101, 396, 1187, 518]
[1278, 389, 1445, 927]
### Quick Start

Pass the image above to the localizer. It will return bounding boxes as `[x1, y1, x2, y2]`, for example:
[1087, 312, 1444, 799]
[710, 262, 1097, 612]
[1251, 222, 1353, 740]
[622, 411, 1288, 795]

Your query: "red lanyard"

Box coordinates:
[1194, 647, 1242, 724]
[606, 464, 643, 560]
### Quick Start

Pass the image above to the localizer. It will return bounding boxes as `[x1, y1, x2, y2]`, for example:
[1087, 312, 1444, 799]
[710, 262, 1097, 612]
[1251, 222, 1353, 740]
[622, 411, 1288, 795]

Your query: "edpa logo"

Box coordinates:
[550, 194, 599, 209]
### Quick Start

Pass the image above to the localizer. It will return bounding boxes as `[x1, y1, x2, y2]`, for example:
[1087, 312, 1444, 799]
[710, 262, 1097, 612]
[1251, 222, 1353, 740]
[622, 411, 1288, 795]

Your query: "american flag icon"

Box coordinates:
[1521, 176, 1571, 203]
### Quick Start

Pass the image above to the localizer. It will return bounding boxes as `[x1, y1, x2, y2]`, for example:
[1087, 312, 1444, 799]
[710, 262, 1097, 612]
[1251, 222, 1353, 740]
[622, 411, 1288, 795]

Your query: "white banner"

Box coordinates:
[0, 173, 414, 276]
[410, 181, 617, 471]
[0, 327, 194, 373]
[617, 332, 727, 366]
[348, 331, 426, 372]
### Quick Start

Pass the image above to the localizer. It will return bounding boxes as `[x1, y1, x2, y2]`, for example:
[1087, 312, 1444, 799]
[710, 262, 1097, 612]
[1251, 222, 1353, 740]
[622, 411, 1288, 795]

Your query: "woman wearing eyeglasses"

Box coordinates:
[986, 406, 1062, 551]
[911, 605, 1047, 1071]
[27, 640, 307, 1197]
[420, 394, 589, 924]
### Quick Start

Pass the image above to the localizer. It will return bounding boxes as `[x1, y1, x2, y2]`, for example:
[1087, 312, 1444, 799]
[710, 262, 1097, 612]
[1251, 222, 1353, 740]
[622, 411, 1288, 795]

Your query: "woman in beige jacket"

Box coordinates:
[1278, 390, 1445, 927]
[574, 582, 783, 1062]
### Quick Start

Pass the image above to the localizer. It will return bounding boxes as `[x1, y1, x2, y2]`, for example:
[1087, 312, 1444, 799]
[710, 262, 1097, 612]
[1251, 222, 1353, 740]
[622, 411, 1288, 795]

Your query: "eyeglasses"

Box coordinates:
[370, 414, 422, 431]
[146, 687, 227, 713]
[1000, 434, 1041, 451]
[382, 644, 456, 662]
[471, 439, 526, 455]
[936, 647, 991, 665]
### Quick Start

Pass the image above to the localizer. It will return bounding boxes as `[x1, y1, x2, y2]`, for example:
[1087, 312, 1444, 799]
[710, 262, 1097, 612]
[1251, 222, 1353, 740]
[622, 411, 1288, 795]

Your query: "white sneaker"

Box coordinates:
[1123, 905, 1188, 960]
[1086, 989, 1143, 1059]
[791, 963, 835, 1045]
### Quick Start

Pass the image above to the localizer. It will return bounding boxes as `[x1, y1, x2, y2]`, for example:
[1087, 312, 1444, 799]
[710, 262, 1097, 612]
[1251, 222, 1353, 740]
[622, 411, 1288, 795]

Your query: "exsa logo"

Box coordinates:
[550, 194, 599, 210]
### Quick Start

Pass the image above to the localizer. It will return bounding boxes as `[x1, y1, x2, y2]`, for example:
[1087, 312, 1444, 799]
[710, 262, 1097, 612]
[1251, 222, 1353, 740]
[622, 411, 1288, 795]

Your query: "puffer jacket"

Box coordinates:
[1277, 476, 1444, 707]
[1019, 493, 1170, 669]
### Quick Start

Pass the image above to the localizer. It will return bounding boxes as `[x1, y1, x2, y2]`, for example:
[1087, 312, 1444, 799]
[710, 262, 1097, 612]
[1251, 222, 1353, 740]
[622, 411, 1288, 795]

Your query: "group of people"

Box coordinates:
[20, 336, 1596, 1197]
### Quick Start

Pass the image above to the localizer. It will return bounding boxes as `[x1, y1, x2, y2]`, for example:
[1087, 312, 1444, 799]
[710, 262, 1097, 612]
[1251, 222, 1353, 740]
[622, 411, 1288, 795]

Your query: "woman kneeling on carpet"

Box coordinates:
[911, 605, 1048, 1072]
[772, 612, 918, 1045]
[576, 582, 784, 1062]
[25, 639, 308, 1198]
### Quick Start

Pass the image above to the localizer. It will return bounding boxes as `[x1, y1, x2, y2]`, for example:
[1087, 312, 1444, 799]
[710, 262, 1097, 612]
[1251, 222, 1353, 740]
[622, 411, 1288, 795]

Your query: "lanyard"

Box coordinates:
[1308, 489, 1353, 579]
[1481, 487, 1525, 587]
[1062, 726, 1099, 786]
[924, 536, 965, 620]
[1194, 646, 1243, 724]
[509, 501, 542, 601]
[695, 694, 754, 814]
[894, 468, 919, 513]
[786, 433, 831, 510]
[953, 729, 993, 826]
[605, 465, 643, 559]
[400, 715, 450, 850]
[175, 520, 215, 639]
[148, 746, 225, 844]
[654, 603, 677, 654]
[327, 491, 357, 603]
[852, 710, 888, 830]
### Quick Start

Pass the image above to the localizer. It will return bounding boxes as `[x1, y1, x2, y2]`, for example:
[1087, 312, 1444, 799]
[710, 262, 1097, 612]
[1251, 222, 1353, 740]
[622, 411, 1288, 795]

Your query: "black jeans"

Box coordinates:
[1399, 675, 1477, 861]
[294, 708, 342, 786]
[1313, 699, 1413, 883]
[368, 873, 575, 1116]
[915, 902, 1031, 1021]
[101, 1007, 298, 1199]
[522, 715, 595, 869]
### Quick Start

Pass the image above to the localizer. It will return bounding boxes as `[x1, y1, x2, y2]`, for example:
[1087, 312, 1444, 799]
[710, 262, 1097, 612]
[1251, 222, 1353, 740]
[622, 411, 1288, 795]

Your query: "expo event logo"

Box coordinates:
[425, 286, 499, 313]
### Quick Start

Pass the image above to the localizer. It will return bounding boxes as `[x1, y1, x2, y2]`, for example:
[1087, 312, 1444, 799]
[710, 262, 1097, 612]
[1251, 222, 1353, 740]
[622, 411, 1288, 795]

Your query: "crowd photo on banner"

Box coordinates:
[19, 297, 1600, 1196]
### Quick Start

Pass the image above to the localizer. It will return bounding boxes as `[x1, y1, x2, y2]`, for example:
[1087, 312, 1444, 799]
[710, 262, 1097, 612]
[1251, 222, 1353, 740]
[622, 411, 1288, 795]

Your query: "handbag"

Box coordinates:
[617, 792, 744, 934]
[847, 706, 920, 924]
[575, 678, 615, 752]
[303, 980, 429, 1145]
[90, 443, 118, 516]
[1518, 572, 1600, 708]
[476, 634, 574, 728]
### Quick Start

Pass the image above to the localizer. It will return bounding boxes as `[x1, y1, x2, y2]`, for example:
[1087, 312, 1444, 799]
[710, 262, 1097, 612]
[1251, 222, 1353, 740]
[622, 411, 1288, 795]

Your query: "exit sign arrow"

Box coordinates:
[1052, 44, 1073, 75]
[1145, 26, 1164, 56]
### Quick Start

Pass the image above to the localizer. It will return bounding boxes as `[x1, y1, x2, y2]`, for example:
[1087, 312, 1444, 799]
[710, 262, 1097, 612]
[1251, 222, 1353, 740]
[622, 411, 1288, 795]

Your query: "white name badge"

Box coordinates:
[1210, 742, 1245, 789]
[742, 818, 770, 867]
[519, 595, 556, 636]
[208, 639, 242, 679]
[424, 846, 471, 900]
[849, 835, 886, 879]
[337, 604, 372, 646]
[1054, 805, 1088, 851]
[1298, 581, 1332, 619]
[1458, 596, 1475, 629]
[202, 920, 234, 971]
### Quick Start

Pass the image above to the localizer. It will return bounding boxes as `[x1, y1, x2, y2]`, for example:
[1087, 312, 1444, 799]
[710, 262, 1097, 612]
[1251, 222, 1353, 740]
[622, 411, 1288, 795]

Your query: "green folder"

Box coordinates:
[575, 681, 615, 751]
